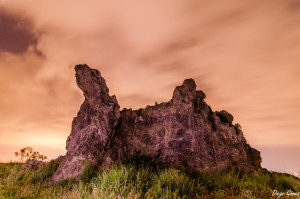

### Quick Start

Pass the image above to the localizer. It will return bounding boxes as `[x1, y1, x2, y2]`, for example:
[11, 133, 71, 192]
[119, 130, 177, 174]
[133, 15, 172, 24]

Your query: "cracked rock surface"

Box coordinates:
[51, 65, 120, 182]
[51, 64, 261, 182]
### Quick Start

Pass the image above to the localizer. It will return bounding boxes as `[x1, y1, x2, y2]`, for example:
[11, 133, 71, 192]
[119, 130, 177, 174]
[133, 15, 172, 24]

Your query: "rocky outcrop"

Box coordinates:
[51, 64, 261, 182]
[51, 65, 120, 182]
[21, 159, 44, 170]
[103, 79, 261, 171]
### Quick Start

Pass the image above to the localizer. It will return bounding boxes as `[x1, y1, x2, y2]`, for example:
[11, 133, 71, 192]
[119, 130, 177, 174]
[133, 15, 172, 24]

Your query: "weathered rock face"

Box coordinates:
[51, 64, 120, 182]
[51, 64, 261, 182]
[104, 79, 261, 171]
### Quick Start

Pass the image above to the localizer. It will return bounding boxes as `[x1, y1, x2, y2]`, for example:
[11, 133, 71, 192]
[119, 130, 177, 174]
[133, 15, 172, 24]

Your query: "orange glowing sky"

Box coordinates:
[0, 0, 299, 174]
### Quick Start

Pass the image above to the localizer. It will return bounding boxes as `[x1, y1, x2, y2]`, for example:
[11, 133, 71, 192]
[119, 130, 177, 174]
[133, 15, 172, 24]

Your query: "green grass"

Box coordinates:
[0, 157, 299, 199]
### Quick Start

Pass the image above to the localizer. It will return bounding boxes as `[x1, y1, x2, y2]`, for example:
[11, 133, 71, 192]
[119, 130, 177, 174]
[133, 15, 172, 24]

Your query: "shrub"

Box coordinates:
[216, 110, 234, 125]
[93, 166, 135, 195]
[235, 123, 242, 130]
[122, 154, 163, 172]
[217, 168, 242, 190]
[253, 172, 297, 191]
[0, 163, 20, 178]
[92, 163, 153, 197]
[15, 147, 47, 163]
[29, 158, 62, 183]
[80, 160, 96, 183]
[146, 168, 204, 198]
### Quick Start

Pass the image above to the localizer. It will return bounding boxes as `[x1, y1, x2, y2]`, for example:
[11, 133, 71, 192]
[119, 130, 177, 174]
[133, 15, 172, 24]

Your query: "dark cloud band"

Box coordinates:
[0, 7, 39, 55]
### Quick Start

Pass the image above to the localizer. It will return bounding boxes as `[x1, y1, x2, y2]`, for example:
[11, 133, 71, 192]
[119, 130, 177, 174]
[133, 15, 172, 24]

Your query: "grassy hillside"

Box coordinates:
[0, 156, 299, 199]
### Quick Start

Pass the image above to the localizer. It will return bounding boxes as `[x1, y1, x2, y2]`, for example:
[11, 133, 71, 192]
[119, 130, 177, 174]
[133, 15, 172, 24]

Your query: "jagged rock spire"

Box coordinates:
[51, 64, 120, 182]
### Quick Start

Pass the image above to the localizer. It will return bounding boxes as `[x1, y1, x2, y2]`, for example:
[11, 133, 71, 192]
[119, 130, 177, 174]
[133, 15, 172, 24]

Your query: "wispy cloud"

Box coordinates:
[0, 0, 299, 173]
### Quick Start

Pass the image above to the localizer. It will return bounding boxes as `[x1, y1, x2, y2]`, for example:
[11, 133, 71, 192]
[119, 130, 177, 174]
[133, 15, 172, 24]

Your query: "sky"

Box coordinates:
[0, 0, 299, 174]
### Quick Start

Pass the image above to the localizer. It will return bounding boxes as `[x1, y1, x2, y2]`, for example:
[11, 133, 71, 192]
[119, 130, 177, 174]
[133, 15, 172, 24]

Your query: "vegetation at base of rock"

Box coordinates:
[1, 157, 299, 199]
[80, 160, 96, 183]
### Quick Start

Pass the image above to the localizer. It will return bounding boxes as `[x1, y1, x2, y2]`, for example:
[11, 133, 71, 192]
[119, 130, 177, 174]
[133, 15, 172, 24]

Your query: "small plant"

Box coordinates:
[234, 123, 242, 134]
[122, 154, 159, 171]
[15, 147, 47, 163]
[216, 110, 234, 125]
[30, 158, 62, 183]
[80, 161, 96, 183]
[93, 166, 134, 195]
[147, 168, 204, 198]
[235, 123, 242, 130]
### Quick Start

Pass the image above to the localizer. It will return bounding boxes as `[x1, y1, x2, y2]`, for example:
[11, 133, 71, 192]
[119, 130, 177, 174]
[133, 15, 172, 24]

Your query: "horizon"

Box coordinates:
[0, 0, 299, 175]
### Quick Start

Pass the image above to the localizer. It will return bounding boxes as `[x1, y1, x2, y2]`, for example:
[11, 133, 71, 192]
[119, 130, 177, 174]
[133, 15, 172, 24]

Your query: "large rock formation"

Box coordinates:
[51, 65, 120, 182]
[51, 64, 261, 182]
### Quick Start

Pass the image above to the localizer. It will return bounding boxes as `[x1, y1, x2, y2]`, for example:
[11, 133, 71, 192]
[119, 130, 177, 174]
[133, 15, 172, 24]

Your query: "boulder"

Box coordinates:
[21, 159, 44, 170]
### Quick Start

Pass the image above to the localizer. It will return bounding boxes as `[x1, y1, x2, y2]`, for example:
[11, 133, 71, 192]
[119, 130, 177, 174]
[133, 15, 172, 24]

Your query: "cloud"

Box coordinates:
[0, 7, 41, 55]
[0, 0, 299, 174]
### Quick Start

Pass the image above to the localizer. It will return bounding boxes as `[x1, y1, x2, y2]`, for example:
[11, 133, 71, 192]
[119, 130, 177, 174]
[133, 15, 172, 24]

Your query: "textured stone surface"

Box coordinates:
[216, 110, 234, 125]
[51, 64, 261, 182]
[21, 159, 44, 170]
[104, 79, 261, 171]
[51, 64, 120, 182]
